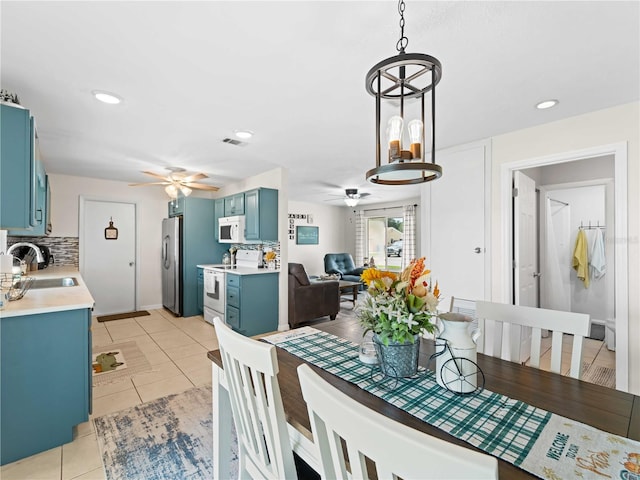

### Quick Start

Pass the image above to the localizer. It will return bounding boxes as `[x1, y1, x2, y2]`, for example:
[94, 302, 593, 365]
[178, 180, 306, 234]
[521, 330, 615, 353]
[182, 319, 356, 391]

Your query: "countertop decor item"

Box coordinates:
[364, 0, 444, 185]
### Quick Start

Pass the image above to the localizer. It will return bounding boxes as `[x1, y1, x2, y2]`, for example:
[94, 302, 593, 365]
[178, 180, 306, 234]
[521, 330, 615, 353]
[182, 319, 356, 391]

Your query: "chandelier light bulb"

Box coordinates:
[387, 115, 404, 160]
[407, 119, 423, 160]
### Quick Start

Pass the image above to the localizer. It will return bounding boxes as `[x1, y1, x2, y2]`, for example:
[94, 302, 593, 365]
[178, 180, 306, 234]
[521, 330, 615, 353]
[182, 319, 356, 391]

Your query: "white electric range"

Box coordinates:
[202, 250, 263, 325]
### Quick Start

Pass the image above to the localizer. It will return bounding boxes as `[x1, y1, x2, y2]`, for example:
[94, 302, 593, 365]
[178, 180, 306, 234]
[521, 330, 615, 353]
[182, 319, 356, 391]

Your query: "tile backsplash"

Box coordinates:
[229, 241, 280, 269]
[7, 236, 79, 267]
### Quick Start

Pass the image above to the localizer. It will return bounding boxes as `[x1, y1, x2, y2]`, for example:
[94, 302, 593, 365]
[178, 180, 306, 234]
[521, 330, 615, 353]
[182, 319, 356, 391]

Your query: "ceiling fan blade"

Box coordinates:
[129, 181, 170, 186]
[186, 182, 219, 191]
[359, 192, 371, 198]
[181, 172, 208, 183]
[142, 171, 171, 181]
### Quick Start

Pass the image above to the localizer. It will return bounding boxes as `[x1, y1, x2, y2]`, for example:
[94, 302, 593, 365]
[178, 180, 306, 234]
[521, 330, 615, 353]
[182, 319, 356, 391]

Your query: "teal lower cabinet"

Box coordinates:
[0, 308, 92, 465]
[225, 272, 278, 336]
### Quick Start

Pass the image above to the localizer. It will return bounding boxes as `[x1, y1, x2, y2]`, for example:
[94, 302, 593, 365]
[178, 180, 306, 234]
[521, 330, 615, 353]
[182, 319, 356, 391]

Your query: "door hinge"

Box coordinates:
[512, 259, 517, 269]
[512, 187, 519, 197]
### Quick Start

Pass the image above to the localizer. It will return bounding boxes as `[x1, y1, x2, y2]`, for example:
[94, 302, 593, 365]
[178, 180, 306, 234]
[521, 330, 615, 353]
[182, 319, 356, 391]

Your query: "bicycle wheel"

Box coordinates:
[440, 357, 485, 395]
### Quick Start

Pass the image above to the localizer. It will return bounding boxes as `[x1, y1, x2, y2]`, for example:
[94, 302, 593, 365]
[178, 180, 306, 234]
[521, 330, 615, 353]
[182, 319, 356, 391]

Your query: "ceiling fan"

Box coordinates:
[129, 167, 219, 198]
[327, 188, 371, 207]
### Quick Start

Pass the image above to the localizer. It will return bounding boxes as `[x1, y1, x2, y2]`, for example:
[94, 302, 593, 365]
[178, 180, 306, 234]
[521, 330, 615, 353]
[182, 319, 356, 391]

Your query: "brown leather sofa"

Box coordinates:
[288, 263, 339, 328]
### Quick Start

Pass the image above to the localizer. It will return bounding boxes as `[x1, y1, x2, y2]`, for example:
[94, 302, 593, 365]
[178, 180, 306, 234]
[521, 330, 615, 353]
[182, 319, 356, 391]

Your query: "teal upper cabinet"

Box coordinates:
[168, 195, 185, 217]
[214, 198, 224, 240]
[244, 188, 278, 241]
[0, 104, 38, 230]
[8, 161, 48, 236]
[224, 193, 244, 216]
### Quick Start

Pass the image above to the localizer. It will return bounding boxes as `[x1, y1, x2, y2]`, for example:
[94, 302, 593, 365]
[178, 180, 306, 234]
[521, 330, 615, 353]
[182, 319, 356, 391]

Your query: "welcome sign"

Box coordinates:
[521, 415, 640, 479]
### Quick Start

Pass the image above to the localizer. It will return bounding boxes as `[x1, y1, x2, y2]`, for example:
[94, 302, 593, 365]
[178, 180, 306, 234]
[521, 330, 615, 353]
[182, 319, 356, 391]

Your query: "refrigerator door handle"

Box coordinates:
[163, 235, 170, 269]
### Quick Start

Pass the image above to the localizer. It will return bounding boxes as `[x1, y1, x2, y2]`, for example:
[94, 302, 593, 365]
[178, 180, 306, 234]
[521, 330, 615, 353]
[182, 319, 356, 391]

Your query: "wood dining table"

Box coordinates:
[207, 320, 640, 479]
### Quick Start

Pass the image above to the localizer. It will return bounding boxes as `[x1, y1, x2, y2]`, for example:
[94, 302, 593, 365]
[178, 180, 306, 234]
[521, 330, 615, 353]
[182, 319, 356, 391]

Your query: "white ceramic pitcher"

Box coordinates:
[435, 312, 481, 393]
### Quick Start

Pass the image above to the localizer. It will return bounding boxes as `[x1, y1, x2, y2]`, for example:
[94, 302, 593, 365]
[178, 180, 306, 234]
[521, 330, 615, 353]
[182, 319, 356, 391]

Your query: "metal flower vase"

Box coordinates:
[373, 334, 420, 378]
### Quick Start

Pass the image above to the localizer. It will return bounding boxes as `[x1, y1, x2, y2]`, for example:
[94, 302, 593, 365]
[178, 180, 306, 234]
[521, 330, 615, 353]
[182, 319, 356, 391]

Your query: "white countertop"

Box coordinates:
[197, 264, 279, 275]
[0, 266, 95, 318]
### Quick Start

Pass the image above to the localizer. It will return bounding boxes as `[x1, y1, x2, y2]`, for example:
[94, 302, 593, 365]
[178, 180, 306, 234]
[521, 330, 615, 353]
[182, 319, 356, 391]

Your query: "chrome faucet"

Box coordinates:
[7, 242, 45, 263]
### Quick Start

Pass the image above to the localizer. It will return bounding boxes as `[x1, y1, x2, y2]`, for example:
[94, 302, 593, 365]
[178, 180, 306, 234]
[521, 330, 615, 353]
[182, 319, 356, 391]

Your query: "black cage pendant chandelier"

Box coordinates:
[365, 0, 443, 185]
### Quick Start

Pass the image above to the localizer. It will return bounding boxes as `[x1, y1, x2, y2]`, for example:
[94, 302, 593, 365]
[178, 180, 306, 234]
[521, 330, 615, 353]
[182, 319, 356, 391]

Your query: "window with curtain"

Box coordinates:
[364, 211, 404, 272]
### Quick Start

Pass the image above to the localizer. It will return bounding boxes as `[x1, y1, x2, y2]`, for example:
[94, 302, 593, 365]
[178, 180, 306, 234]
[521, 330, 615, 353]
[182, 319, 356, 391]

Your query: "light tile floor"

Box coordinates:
[1, 308, 218, 480]
[1, 309, 616, 479]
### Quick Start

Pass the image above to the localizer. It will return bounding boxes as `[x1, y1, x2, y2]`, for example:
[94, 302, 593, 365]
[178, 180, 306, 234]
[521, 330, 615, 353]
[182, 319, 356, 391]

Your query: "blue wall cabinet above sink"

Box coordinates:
[0, 103, 44, 231]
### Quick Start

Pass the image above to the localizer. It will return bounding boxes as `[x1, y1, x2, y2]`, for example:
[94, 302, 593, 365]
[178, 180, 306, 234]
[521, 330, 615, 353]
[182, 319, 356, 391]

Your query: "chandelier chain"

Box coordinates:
[396, 0, 408, 52]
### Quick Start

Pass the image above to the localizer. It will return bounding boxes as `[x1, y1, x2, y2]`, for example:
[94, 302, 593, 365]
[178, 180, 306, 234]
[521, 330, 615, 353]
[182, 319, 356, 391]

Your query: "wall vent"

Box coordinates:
[222, 138, 248, 146]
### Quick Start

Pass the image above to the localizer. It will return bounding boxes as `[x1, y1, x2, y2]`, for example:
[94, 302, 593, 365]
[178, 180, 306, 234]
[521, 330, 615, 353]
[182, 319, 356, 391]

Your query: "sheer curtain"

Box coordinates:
[354, 210, 365, 268]
[402, 205, 416, 269]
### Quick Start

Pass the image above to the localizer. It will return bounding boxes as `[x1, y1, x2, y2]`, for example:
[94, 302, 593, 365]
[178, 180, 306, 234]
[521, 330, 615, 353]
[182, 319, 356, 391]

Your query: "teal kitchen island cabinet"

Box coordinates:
[226, 270, 278, 336]
[1, 307, 92, 465]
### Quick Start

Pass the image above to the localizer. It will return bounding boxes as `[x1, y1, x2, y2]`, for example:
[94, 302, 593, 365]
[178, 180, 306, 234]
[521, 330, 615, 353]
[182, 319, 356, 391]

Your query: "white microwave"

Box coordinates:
[218, 215, 245, 243]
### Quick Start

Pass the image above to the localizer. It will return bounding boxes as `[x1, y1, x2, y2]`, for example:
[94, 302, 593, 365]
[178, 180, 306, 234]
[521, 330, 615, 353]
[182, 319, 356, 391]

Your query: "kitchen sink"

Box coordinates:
[17, 277, 79, 289]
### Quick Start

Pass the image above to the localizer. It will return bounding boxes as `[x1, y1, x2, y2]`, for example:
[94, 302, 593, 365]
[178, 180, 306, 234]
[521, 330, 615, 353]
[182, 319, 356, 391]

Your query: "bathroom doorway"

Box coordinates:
[502, 143, 628, 391]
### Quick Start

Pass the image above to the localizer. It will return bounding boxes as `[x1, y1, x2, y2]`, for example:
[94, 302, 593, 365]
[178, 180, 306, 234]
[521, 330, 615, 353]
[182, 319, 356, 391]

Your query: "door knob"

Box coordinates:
[129, 262, 134, 267]
[533, 272, 542, 278]
[474, 247, 483, 254]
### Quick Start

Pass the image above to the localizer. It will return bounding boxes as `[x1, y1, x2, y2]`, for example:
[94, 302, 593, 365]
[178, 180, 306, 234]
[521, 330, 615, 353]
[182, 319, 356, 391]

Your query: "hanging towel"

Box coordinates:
[589, 228, 606, 279]
[572, 228, 590, 288]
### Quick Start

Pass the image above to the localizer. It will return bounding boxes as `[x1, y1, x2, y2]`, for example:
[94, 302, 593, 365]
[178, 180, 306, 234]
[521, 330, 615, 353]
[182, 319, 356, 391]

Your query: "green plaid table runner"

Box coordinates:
[264, 327, 640, 480]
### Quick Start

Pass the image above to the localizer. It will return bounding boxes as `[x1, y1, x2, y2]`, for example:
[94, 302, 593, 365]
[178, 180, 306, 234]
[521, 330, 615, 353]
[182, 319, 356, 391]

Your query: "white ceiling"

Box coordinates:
[2, 1, 638, 206]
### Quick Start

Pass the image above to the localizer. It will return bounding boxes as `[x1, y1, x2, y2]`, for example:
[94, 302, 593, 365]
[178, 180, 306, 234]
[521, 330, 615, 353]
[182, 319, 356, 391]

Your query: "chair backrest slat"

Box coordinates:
[297, 364, 498, 479]
[475, 302, 590, 379]
[214, 318, 296, 479]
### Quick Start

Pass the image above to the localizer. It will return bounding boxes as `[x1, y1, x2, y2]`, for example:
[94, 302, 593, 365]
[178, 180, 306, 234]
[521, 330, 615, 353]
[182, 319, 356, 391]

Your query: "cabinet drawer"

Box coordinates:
[226, 306, 240, 330]
[227, 274, 240, 288]
[226, 285, 240, 308]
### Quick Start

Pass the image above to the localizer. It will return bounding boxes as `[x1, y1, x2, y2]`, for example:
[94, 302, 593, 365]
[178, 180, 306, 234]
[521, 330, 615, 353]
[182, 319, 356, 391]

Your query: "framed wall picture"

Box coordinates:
[296, 225, 319, 245]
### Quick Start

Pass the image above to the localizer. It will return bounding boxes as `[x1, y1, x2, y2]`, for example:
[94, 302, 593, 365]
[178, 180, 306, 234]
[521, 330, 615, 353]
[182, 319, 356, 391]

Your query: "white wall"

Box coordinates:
[287, 200, 348, 276]
[48, 173, 169, 310]
[491, 101, 640, 395]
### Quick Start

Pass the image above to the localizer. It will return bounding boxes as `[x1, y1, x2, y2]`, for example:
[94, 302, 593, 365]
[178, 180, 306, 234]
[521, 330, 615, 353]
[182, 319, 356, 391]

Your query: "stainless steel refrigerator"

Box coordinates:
[162, 217, 182, 315]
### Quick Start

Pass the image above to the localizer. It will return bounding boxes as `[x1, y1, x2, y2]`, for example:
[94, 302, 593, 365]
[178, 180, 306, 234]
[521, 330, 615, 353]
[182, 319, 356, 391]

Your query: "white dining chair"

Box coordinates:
[296, 364, 499, 480]
[475, 301, 590, 379]
[213, 317, 297, 479]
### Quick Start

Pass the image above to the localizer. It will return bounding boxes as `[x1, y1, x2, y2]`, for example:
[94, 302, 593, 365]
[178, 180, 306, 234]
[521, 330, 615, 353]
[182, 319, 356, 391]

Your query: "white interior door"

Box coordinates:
[425, 144, 487, 304]
[80, 199, 136, 316]
[512, 171, 537, 362]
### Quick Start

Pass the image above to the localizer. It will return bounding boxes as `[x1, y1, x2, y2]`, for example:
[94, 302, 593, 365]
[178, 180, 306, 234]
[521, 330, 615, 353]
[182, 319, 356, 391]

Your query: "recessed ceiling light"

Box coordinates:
[92, 90, 122, 105]
[234, 130, 253, 139]
[535, 99, 558, 110]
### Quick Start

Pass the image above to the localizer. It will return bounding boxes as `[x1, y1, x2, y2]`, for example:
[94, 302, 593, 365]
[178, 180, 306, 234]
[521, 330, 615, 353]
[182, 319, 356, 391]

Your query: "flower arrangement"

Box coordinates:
[357, 257, 440, 345]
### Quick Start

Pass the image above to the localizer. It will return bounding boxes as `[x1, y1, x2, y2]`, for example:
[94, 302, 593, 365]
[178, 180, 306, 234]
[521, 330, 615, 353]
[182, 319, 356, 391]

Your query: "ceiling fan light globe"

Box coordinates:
[344, 198, 359, 207]
[179, 185, 192, 197]
[165, 184, 178, 198]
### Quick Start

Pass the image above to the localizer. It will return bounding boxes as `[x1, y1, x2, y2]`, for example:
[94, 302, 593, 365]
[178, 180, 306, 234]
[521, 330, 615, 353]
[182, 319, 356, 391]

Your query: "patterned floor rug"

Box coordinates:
[582, 363, 616, 389]
[92, 341, 152, 387]
[94, 385, 238, 480]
